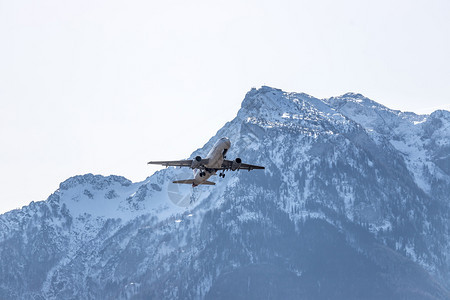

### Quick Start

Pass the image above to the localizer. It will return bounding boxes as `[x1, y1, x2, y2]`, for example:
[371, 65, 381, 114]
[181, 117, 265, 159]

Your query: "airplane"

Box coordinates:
[147, 137, 264, 187]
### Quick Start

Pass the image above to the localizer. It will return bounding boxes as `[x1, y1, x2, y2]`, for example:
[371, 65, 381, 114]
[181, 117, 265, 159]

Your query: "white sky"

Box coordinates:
[1, 0, 449, 214]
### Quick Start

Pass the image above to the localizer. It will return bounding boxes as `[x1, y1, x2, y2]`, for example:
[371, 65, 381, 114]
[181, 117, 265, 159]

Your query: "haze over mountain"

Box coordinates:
[1, 86, 449, 299]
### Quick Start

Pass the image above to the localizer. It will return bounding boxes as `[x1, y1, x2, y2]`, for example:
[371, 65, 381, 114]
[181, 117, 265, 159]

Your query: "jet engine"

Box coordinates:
[231, 158, 242, 171]
[191, 156, 202, 168]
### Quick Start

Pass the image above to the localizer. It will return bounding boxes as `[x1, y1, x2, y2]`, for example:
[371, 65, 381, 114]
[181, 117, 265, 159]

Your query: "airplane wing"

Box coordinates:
[220, 160, 265, 171]
[173, 179, 216, 185]
[147, 159, 209, 168]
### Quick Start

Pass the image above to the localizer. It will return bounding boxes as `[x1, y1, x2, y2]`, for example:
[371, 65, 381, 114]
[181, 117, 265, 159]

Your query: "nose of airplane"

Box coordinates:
[222, 137, 231, 147]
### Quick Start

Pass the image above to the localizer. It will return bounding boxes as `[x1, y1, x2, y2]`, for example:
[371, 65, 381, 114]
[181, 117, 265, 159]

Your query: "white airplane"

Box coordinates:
[148, 137, 264, 187]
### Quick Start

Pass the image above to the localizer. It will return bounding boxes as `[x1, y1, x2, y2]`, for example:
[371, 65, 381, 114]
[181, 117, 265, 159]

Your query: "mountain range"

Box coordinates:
[1, 86, 449, 299]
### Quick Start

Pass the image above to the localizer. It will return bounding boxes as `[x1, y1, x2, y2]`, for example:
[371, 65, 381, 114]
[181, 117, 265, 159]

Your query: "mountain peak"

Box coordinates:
[240, 86, 332, 118]
[430, 109, 450, 120]
[236, 86, 350, 136]
[342, 92, 367, 99]
[326, 92, 388, 111]
[59, 173, 132, 191]
[240, 86, 285, 110]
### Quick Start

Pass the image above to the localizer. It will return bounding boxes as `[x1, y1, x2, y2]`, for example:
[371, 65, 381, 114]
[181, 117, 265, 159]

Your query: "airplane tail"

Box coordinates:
[172, 179, 215, 186]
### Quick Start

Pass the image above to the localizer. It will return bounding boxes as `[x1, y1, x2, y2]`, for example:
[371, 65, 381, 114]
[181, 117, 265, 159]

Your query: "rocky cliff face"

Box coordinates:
[1, 86, 449, 299]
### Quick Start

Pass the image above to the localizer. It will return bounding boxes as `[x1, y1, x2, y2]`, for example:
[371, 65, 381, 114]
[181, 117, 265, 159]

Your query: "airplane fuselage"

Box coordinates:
[192, 137, 231, 186]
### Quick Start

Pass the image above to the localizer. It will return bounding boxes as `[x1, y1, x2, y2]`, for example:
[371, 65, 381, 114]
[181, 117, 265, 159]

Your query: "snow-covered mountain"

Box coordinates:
[1, 86, 449, 299]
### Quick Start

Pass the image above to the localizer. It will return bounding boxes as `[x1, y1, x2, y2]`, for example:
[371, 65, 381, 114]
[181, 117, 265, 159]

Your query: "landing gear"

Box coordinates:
[199, 171, 206, 177]
[219, 173, 225, 178]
